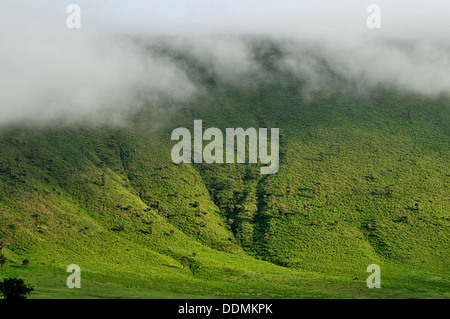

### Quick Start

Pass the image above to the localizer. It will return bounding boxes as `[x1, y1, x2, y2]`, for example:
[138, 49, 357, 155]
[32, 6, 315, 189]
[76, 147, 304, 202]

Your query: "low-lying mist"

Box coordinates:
[1, 1, 450, 126]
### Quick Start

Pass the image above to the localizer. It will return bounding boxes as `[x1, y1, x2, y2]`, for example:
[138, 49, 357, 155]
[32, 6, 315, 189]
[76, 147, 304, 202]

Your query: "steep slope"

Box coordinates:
[0, 41, 449, 298]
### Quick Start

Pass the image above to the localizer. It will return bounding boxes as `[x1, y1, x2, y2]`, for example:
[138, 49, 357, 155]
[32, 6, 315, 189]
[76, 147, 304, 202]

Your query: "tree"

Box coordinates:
[314, 182, 322, 195]
[286, 186, 293, 197]
[181, 256, 188, 269]
[270, 195, 276, 208]
[405, 108, 411, 120]
[319, 152, 325, 161]
[303, 203, 310, 216]
[326, 194, 331, 208]
[278, 204, 287, 218]
[0, 255, 6, 270]
[0, 278, 34, 300]
[399, 216, 409, 223]
[385, 185, 394, 196]
[0, 241, 6, 270]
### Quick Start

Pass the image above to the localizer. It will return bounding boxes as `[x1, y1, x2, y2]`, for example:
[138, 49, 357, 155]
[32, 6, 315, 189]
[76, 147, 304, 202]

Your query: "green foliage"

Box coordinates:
[0, 52, 448, 298]
[0, 278, 34, 300]
[0, 255, 6, 270]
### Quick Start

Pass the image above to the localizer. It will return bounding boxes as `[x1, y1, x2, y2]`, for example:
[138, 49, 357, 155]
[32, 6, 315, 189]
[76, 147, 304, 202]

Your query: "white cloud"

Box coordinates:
[1, 1, 449, 125]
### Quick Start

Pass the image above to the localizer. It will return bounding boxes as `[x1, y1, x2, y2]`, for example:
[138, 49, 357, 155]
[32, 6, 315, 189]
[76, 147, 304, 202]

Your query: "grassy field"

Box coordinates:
[0, 42, 449, 298]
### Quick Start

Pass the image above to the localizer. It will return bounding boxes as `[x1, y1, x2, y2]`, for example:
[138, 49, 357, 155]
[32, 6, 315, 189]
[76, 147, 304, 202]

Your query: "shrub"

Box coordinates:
[415, 203, 420, 212]
[278, 204, 287, 218]
[181, 256, 188, 269]
[303, 203, 310, 215]
[385, 185, 394, 196]
[398, 216, 409, 223]
[0, 278, 34, 300]
[0, 255, 6, 270]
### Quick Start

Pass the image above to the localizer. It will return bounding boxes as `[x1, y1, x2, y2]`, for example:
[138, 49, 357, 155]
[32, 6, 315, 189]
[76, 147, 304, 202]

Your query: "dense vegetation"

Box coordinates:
[0, 40, 448, 298]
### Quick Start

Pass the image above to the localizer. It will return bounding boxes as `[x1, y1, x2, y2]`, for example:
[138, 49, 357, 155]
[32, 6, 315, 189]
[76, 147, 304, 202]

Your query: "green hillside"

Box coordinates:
[0, 40, 449, 298]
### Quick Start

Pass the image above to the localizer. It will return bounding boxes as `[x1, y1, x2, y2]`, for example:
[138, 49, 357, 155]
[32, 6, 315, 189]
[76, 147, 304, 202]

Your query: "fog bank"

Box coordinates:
[1, 1, 450, 125]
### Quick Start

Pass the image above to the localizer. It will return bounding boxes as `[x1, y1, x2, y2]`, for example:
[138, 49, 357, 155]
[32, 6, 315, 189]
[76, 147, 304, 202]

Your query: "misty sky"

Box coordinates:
[1, 1, 450, 125]
[65, 0, 450, 39]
